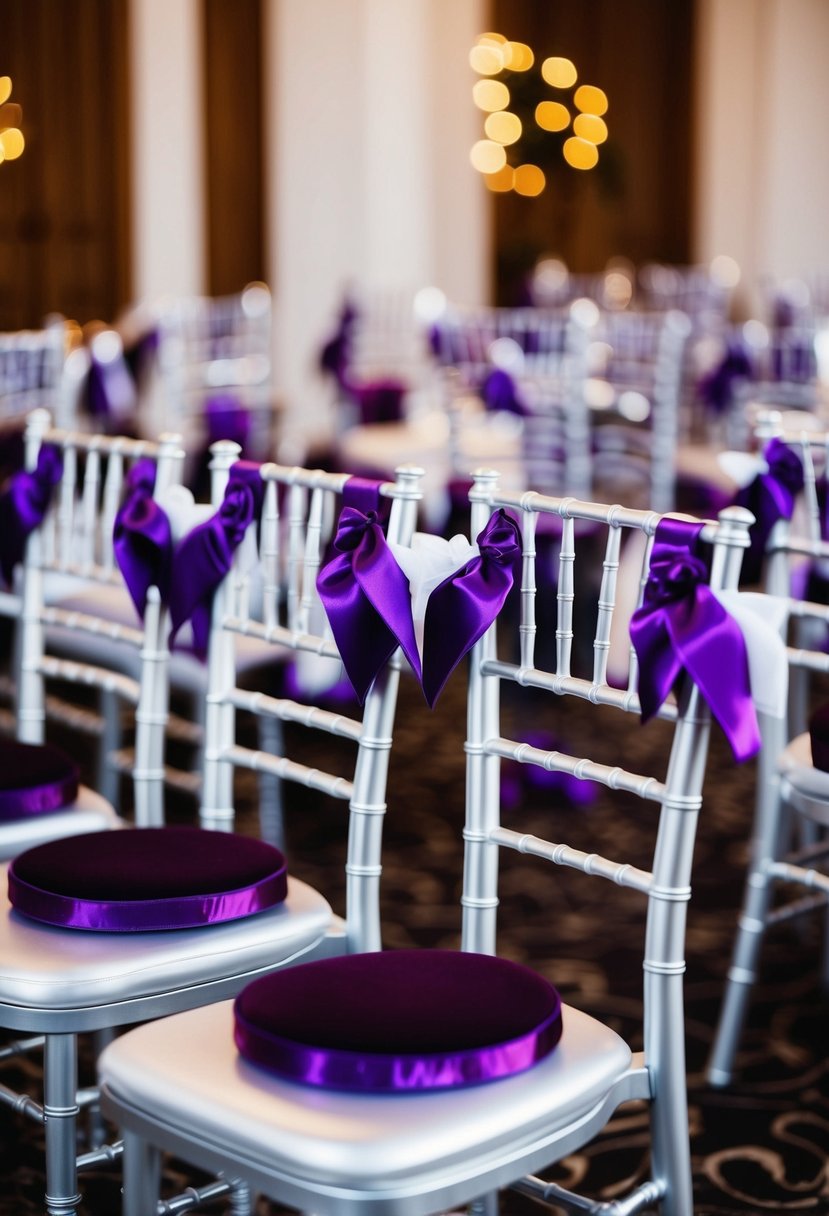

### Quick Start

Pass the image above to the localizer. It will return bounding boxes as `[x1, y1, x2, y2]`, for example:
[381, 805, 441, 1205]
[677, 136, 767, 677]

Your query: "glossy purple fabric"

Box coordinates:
[735, 438, 804, 584]
[169, 461, 265, 657]
[809, 704, 829, 772]
[421, 510, 522, 708]
[113, 459, 173, 619]
[317, 502, 421, 704]
[0, 444, 62, 586]
[234, 950, 563, 1092]
[204, 394, 251, 453]
[86, 348, 137, 421]
[347, 378, 406, 425]
[8, 827, 288, 931]
[481, 368, 525, 415]
[697, 338, 754, 416]
[629, 517, 760, 762]
[0, 739, 79, 821]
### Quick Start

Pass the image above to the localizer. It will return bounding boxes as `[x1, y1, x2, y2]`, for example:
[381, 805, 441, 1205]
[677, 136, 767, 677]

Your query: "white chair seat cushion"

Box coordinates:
[0, 869, 331, 1013]
[100, 998, 632, 1207]
[0, 785, 121, 862]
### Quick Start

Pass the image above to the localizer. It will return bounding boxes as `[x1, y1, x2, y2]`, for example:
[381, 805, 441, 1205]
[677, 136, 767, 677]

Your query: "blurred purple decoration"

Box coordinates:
[86, 344, 138, 423]
[481, 367, 526, 415]
[735, 437, 805, 584]
[319, 299, 358, 389]
[697, 337, 754, 416]
[205, 393, 252, 454]
[345, 377, 406, 425]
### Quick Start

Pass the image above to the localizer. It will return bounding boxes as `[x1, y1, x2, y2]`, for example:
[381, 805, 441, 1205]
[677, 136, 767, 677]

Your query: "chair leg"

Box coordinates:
[256, 714, 285, 849]
[648, 974, 694, 1216]
[123, 1129, 162, 1216]
[86, 1028, 116, 1149]
[97, 686, 123, 810]
[44, 1033, 81, 1216]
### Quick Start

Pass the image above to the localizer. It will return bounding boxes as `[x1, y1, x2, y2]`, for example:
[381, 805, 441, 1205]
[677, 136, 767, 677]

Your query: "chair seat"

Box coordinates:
[0, 784, 120, 862]
[0, 868, 331, 1027]
[778, 732, 829, 825]
[100, 997, 635, 1216]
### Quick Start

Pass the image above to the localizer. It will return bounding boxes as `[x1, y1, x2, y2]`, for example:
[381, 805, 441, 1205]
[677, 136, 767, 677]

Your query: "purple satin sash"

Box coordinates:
[319, 300, 357, 388]
[346, 378, 406, 425]
[113, 459, 173, 619]
[0, 444, 62, 586]
[86, 347, 137, 422]
[234, 998, 562, 1093]
[735, 437, 804, 584]
[697, 338, 754, 416]
[481, 367, 525, 415]
[7, 866, 287, 932]
[501, 731, 597, 811]
[205, 393, 251, 453]
[317, 493, 421, 704]
[421, 510, 521, 708]
[169, 461, 265, 657]
[629, 517, 760, 762]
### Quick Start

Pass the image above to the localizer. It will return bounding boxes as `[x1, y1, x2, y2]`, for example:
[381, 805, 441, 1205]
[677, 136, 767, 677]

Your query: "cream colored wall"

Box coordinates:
[264, 0, 489, 446]
[128, 0, 206, 301]
[694, 0, 829, 316]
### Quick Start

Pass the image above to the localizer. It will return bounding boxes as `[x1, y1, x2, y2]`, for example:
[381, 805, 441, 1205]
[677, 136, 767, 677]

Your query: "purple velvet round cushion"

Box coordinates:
[0, 737, 79, 821]
[234, 949, 563, 1092]
[809, 703, 829, 772]
[8, 827, 288, 931]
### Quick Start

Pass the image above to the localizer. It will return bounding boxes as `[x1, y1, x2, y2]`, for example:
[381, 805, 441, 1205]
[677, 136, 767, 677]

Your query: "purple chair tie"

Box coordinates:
[169, 461, 265, 657]
[113, 459, 173, 619]
[421, 510, 521, 708]
[0, 738, 79, 821]
[317, 479, 421, 704]
[234, 950, 563, 1093]
[697, 338, 754, 417]
[8, 827, 288, 931]
[0, 444, 62, 586]
[629, 517, 760, 762]
[204, 394, 252, 454]
[481, 368, 526, 415]
[735, 437, 804, 584]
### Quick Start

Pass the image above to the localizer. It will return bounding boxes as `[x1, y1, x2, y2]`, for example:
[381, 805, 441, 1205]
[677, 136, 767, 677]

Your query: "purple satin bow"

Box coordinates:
[0, 444, 63, 586]
[629, 517, 760, 762]
[481, 368, 525, 415]
[169, 461, 265, 657]
[86, 348, 137, 423]
[345, 378, 406, 424]
[205, 393, 251, 453]
[421, 510, 522, 708]
[697, 338, 754, 416]
[113, 459, 173, 620]
[735, 437, 804, 584]
[317, 502, 422, 705]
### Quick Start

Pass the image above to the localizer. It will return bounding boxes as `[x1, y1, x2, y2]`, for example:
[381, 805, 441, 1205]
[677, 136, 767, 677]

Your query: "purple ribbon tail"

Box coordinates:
[630, 517, 760, 762]
[734, 436, 804, 584]
[113, 459, 173, 620]
[317, 505, 421, 704]
[421, 510, 522, 708]
[169, 461, 264, 657]
[0, 445, 63, 586]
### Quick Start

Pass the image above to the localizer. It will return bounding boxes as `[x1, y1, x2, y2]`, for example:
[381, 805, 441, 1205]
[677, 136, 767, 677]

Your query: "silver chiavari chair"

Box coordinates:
[99, 473, 753, 1216]
[0, 408, 185, 856]
[0, 454, 421, 1216]
[707, 415, 829, 1086]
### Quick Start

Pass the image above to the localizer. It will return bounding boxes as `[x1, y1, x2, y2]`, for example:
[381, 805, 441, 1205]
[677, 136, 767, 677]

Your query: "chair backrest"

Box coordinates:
[460, 469, 752, 1205]
[150, 282, 274, 464]
[0, 319, 85, 431]
[434, 302, 595, 499]
[200, 450, 423, 953]
[589, 307, 692, 512]
[16, 408, 185, 824]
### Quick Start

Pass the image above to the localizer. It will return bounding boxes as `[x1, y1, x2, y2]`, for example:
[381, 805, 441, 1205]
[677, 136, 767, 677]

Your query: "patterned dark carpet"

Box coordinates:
[1, 666, 828, 1214]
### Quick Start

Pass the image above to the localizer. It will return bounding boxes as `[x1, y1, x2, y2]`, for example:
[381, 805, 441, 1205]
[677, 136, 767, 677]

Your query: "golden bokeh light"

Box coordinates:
[0, 77, 11, 107]
[485, 110, 522, 146]
[469, 43, 504, 75]
[513, 164, 546, 197]
[573, 113, 608, 144]
[470, 139, 507, 174]
[484, 164, 515, 193]
[535, 100, 570, 133]
[0, 128, 24, 160]
[0, 144, 5, 165]
[541, 57, 577, 88]
[472, 79, 510, 113]
[502, 41, 534, 71]
[574, 85, 608, 115]
[477, 31, 507, 46]
[563, 136, 599, 170]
